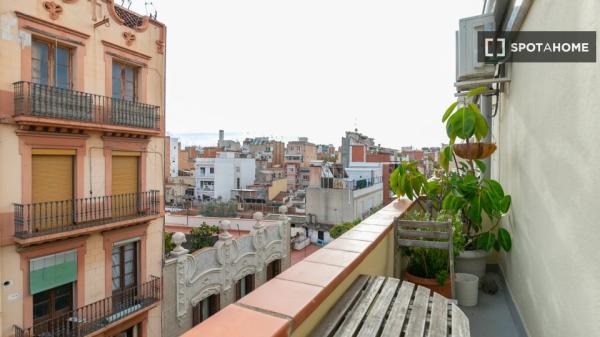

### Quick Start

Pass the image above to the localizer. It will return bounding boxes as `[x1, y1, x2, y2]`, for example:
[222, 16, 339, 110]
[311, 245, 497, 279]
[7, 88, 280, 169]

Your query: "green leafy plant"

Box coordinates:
[164, 232, 174, 255]
[189, 222, 220, 250]
[442, 87, 489, 144]
[198, 200, 238, 217]
[402, 211, 463, 285]
[330, 222, 354, 238]
[389, 86, 513, 253]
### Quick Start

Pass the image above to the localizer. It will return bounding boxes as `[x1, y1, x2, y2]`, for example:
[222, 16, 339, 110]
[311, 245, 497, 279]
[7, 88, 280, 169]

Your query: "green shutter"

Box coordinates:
[30, 250, 77, 295]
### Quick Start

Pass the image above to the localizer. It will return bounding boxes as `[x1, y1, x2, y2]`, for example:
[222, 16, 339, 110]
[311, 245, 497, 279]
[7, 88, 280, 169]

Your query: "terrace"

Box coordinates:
[180, 199, 526, 337]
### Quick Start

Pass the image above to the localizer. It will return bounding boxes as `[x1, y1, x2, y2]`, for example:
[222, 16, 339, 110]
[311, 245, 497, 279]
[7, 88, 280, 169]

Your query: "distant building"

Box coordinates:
[179, 145, 200, 171]
[217, 129, 241, 152]
[305, 161, 384, 243]
[243, 137, 285, 167]
[169, 137, 179, 177]
[284, 137, 317, 190]
[195, 152, 256, 201]
[341, 130, 375, 168]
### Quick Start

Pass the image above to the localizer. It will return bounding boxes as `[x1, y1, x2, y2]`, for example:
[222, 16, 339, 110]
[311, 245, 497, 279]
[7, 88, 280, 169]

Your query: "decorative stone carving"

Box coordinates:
[170, 217, 289, 330]
[170, 232, 189, 257]
[43, 1, 63, 20]
[156, 40, 165, 54]
[122, 31, 135, 46]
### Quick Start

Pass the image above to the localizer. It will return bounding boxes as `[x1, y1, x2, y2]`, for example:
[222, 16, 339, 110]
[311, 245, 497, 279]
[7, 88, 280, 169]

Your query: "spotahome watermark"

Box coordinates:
[478, 31, 596, 63]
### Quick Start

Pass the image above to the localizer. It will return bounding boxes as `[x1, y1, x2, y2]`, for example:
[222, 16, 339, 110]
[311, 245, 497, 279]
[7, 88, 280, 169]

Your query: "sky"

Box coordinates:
[128, 0, 484, 148]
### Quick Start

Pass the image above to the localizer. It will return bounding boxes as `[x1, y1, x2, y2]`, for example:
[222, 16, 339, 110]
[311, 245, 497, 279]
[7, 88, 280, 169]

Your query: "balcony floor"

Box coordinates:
[460, 271, 528, 337]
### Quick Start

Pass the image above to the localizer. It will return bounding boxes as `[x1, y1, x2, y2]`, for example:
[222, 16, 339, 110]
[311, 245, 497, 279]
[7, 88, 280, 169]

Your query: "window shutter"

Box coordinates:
[30, 250, 77, 295]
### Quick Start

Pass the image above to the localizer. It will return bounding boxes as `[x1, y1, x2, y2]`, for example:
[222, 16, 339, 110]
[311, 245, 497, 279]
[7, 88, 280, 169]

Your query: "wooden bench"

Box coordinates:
[310, 275, 470, 337]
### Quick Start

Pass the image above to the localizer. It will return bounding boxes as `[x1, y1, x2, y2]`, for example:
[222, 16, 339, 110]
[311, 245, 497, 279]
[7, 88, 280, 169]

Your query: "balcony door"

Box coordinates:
[32, 283, 73, 334]
[111, 154, 139, 218]
[31, 153, 74, 233]
[111, 240, 139, 311]
[32, 39, 71, 89]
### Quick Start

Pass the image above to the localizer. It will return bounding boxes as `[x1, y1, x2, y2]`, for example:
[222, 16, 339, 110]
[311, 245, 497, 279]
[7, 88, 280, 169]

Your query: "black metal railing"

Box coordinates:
[319, 176, 383, 190]
[13, 81, 160, 130]
[14, 276, 161, 337]
[14, 190, 160, 238]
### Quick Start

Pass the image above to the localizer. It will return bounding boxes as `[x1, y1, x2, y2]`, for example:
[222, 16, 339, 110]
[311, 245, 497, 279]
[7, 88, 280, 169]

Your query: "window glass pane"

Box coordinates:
[124, 66, 135, 101]
[32, 41, 49, 85]
[112, 63, 122, 98]
[202, 299, 209, 320]
[33, 301, 49, 319]
[55, 47, 70, 89]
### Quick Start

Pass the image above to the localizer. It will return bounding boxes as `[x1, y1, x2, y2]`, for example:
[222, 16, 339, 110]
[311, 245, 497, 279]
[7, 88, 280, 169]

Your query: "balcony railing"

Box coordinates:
[319, 176, 383, 190]
[13, 81, 160, 131]
[14, 276, 161, 337]
[14, 190, 160, 239]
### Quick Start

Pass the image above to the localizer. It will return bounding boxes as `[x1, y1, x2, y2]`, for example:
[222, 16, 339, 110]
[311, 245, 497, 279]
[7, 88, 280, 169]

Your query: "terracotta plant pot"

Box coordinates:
[403, 271, 452, 298]
[453, 142, 497, 160]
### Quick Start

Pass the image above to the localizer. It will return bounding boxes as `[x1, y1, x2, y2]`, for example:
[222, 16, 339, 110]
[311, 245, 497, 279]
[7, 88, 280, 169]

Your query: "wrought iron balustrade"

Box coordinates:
[14, 276, 161, 337]
[14, 190, 160, 238]
[13, 81, 160, 130]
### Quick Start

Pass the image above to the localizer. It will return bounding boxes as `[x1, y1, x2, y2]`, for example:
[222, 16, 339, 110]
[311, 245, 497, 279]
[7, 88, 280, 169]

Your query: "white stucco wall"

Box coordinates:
[494, 1, 600, 336]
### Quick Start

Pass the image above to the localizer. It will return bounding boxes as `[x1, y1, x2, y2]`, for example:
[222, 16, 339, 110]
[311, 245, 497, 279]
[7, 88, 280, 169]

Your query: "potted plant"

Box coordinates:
[399, 210, 464, 298]
[442, 86, 496, 160]
[390, 86, 513, 279]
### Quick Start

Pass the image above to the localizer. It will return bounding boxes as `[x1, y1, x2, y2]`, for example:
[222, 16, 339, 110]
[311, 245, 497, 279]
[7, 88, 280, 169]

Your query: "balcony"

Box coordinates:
[13, 81, 160, 134]
[181, 199, 526, 337]
[14, 276, 161, 337]
[13, 190, 160, 245]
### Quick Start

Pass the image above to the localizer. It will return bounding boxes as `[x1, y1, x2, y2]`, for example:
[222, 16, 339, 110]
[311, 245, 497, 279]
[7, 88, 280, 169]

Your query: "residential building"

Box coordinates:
[198, 146, 223, 158]
[305, 162, 383, 239]
[0, 1, 165, 337]
[243, 137, 285, 167]
[340, 130, 375, 168]
[217, 129, 241, 152]
[179, 145, 199, 171]
[168, 137, 179, 177]
[254, 159, 286, 185]
[195, 152, 256, 201]
[284, 137, 317, 190]
[162, 213, 291, 337]
[165, 173, 195, 206]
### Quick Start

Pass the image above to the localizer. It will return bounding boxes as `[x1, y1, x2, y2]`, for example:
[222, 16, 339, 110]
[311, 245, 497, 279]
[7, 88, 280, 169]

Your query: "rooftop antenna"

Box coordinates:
[353, 116, 358, 132]
[145, 1, 157, 20]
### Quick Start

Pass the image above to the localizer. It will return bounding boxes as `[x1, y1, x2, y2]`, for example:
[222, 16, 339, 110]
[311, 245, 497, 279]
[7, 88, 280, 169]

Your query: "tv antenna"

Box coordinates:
[145, 1, 158, 20]
[120, 0, 132, 9]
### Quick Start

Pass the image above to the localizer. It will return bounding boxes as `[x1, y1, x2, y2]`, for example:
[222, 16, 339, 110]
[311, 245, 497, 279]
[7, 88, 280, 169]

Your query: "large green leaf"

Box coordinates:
[442, 101, 458, 122]
[476, 232, 496, 251]
[474, 160, 487, 174]
[500, 195, 512, 213]
[450, 107, 476, 140]
[497, 228, 512, 251]
[467, 194, 482, 225]
[486, 179, 505, 198]
[390, 168, 399, 191]
[466, 86, 488, 97]
[472, 104, 489, 141]
[439, 145, 452, 172]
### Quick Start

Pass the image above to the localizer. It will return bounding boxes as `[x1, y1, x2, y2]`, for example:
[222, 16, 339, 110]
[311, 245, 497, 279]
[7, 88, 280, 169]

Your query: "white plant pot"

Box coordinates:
[455, 273, 479, 306]
[455, 250, 488, 279]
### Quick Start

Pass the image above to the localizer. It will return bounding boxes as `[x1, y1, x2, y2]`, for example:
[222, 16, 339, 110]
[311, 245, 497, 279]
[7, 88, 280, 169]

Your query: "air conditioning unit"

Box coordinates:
[456, 14, 496, 82]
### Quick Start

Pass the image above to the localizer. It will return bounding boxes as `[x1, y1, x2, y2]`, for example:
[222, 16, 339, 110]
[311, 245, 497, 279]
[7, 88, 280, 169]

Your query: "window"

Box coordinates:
[192, 294, 220, 326]
[200, 168, 206, 175]
[112, 62, 138, 101]
[209, 167, 214, 174]
[235, 274, 255, 300]
[33, 283, 73, 328]
[112, 241, 138, 295]
[266, 259, 281, 280]
[318, 231, 324, 240]
[32, 39, 72, 89]
[236, 178, 241, 189]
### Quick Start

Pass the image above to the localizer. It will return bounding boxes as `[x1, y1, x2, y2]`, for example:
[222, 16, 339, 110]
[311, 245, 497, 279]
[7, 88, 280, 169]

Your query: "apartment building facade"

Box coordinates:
[195, 152, 256, 201]
[242, 137, 284, 167]
[0, 1, 165, 337]
[284, 137, 316, 190]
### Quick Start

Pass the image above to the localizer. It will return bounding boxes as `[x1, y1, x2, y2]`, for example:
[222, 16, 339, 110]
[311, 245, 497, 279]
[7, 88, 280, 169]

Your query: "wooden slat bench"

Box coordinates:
[310, 275, 470, 337]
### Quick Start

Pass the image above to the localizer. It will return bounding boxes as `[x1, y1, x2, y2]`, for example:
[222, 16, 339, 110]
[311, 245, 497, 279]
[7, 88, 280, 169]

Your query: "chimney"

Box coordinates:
[219, 130, 224, 142]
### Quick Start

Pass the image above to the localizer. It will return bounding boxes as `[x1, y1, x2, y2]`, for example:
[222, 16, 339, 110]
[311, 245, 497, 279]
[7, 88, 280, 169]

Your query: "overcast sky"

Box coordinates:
[130, 0, 483, 148]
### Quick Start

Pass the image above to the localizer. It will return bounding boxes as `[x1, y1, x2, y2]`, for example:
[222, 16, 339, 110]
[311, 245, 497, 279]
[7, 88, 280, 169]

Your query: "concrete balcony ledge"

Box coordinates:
[181, 198, 414, 337]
